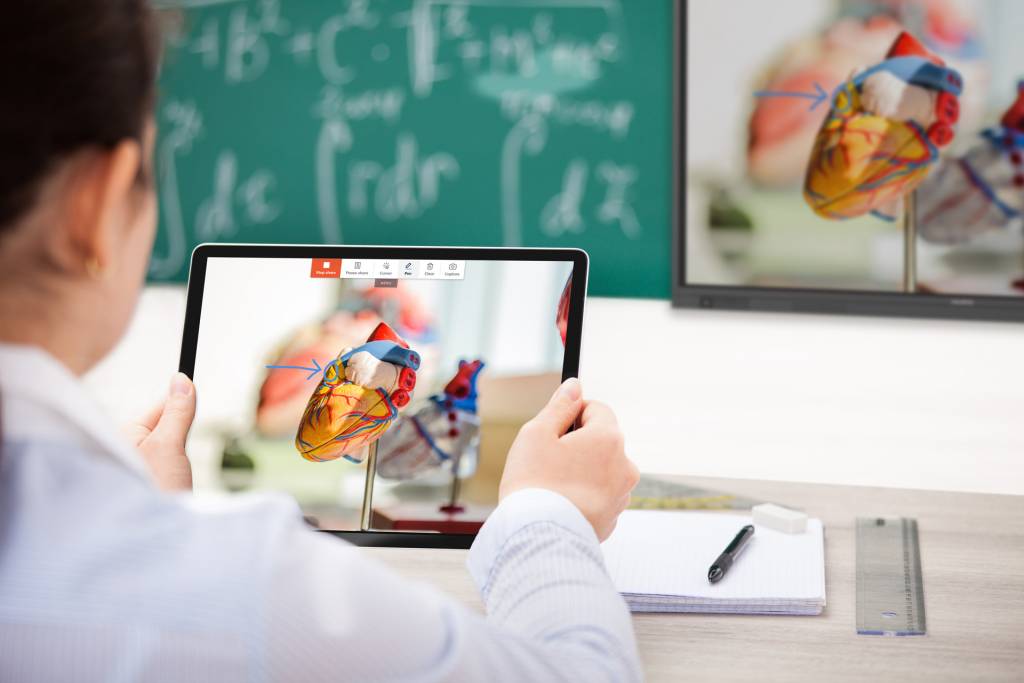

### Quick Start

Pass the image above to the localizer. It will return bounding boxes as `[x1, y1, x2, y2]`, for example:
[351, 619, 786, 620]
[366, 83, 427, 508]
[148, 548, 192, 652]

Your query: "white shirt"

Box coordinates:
[0, 345, 641, 682]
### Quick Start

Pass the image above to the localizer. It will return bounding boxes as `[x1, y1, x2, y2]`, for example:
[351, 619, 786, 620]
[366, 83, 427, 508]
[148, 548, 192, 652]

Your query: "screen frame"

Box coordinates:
[180, 243, 589, 549]
[672, 0, 1024, 322]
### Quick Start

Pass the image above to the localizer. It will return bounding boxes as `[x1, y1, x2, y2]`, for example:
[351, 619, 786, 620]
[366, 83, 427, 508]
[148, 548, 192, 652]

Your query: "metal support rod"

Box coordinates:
[447, 475, 462, 511]
[903, 192, 918, 294]
[440, 450, 465, 514]
[359, 442, 379, 531]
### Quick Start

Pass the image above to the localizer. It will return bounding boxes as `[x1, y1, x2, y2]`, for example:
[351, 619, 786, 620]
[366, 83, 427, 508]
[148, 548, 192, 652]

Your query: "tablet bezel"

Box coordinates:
[179, 243, 589, 549]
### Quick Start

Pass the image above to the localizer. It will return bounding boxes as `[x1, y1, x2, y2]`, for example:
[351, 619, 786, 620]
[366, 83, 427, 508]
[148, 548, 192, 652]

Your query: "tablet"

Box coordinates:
[179, 244, 587, 548]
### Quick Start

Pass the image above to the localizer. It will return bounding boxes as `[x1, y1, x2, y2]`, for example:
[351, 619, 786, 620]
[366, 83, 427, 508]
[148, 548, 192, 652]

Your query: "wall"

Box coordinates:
[87, 288, 1024, 496]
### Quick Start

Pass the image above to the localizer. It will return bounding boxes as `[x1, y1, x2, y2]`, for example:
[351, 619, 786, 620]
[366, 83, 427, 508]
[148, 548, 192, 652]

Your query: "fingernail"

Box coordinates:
[558, 377, 582, 401]
[171, 373, 192, 397]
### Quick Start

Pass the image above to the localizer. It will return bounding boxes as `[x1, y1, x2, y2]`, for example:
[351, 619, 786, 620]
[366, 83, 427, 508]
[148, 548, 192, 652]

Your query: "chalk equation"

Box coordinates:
[152, 0, 654, 285]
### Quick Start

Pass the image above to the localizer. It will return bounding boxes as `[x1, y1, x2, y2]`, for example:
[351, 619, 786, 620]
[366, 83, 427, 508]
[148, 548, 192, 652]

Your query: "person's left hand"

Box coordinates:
[126, 373, 197, 492]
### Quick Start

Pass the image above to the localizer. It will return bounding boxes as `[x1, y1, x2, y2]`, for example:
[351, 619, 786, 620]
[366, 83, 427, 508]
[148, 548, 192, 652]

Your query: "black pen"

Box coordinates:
[707, 524, 755, 584]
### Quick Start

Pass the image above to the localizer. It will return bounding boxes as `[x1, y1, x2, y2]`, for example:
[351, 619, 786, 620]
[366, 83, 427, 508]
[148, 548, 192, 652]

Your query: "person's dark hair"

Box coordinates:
[0, 1, 159, 460]
[0, 0, 161, 235]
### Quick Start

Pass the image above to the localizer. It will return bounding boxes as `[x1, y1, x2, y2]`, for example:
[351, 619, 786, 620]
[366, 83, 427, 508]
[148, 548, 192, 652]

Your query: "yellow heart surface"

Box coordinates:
[804, 80, 938, 220]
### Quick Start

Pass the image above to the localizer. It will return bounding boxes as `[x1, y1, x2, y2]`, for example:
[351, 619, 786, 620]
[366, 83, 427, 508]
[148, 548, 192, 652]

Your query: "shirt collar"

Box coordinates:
[0, 343, 152, 482]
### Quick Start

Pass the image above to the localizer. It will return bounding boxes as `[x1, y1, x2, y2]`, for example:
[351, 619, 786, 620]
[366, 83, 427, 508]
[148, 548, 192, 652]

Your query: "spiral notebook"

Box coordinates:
[601, 510, 826, 615]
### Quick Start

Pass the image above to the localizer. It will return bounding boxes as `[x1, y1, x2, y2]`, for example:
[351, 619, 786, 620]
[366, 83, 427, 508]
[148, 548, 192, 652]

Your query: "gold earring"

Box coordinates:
[85, 258, 107, 280]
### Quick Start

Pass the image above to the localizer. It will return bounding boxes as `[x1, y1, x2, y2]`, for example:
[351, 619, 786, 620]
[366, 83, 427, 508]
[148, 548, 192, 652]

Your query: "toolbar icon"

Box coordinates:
[310, 259, 341, 279]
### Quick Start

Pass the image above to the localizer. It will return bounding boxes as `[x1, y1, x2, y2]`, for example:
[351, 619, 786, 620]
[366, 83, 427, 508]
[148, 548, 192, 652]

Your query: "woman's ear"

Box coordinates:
[64, 139, 143, 278]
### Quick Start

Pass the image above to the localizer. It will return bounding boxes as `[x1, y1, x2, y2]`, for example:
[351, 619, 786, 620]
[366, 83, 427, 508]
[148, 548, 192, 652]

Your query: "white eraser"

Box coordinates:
[751, 503, 808, 534]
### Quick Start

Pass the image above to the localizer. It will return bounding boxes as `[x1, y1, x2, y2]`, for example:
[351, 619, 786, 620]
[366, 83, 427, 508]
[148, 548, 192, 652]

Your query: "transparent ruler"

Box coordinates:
[855, 517, 927, 636]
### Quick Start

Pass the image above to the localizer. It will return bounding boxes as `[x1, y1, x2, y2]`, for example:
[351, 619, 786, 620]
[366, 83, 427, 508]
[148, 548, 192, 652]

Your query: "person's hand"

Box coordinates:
[499, 378, 639, 541]
[126, 373, 196, 492]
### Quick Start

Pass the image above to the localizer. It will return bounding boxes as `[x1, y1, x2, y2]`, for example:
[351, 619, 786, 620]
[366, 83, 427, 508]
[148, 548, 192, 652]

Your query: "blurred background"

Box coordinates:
[84, 1, 1024, 499]
[688, 0, 1024, 296]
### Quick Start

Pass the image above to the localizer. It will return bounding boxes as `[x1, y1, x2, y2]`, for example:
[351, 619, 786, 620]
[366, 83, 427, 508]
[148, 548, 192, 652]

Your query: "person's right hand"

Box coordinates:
[499, 378, 639, 541]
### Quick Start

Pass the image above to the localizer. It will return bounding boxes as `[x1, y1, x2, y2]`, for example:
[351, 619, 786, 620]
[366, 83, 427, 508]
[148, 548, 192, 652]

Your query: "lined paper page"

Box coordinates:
[601, 511, 825, 613]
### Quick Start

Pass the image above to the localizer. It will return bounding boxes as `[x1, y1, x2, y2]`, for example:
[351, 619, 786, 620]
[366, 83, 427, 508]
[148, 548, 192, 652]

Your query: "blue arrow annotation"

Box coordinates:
[265, 358, 323, 380]
[754, 82, 830, 112]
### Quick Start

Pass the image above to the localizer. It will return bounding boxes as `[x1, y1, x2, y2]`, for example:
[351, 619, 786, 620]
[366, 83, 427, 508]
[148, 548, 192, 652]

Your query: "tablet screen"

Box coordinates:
[187, 252, 578, 536]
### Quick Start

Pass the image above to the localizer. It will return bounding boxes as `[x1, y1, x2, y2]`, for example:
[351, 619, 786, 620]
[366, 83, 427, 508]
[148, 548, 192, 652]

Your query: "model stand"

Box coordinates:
[904, 191, 918, 293]
[359, 442, 380, 531]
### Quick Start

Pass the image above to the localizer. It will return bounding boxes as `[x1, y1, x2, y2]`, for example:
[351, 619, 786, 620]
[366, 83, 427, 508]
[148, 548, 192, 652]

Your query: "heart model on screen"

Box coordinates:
[917, 81, 1024, 246]
[804, 31, 963, 221]
[375, 360, 485, 481]
[296, 322, 420, 463]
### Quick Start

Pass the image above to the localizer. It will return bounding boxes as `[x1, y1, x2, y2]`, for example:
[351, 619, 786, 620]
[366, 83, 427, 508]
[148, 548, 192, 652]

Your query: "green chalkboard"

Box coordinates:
[152, 0, 674, 298]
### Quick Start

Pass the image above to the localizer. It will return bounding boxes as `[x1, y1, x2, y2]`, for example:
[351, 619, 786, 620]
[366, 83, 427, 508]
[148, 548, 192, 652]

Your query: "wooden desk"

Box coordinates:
[363, 476, 1024, 682]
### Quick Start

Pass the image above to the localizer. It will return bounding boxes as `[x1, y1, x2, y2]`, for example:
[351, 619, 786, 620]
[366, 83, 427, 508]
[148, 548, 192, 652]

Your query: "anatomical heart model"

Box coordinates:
[747, 1, 987, 188]
[257, 286, 435, 439]
[917, 81, 1024, 246]
[804, 31, 963, 221]
[296, 322, 420, 463]
[375, 360, 485, 481]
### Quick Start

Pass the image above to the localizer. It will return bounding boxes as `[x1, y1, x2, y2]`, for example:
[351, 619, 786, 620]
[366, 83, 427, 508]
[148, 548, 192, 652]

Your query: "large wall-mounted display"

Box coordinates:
[676, 0, 1024, 321]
